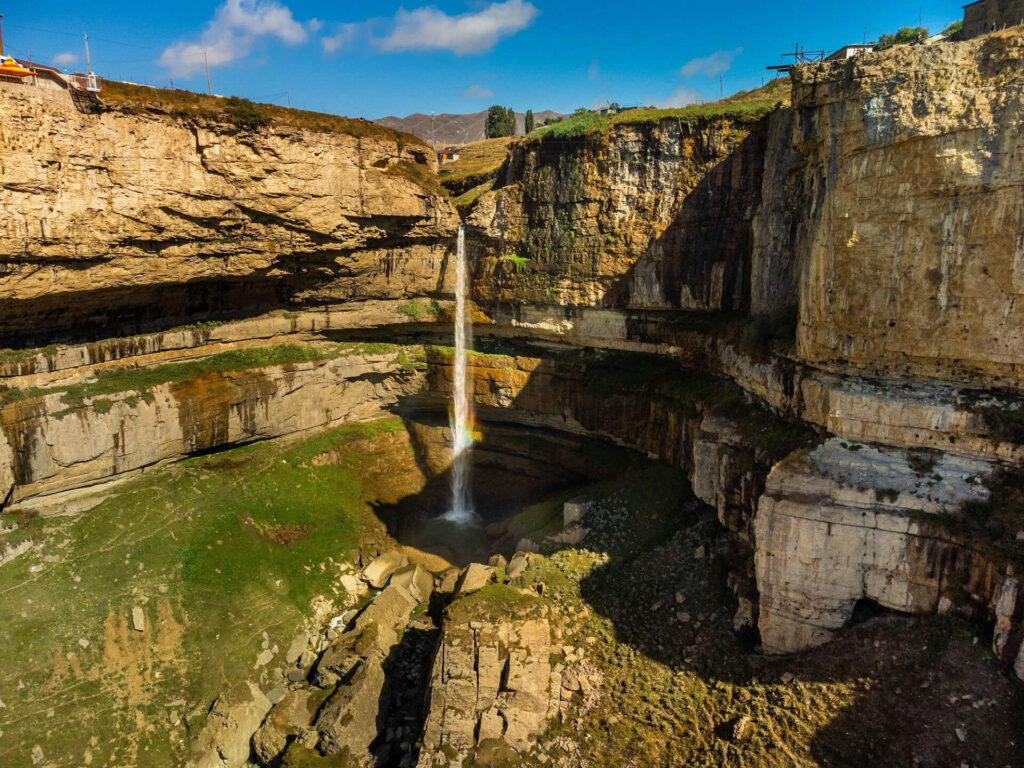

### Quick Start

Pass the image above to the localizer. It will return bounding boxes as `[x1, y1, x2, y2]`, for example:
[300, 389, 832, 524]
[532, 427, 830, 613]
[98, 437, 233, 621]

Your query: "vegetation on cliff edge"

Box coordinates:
[100, 79, 428, 146]
[529, 79, 790, 140]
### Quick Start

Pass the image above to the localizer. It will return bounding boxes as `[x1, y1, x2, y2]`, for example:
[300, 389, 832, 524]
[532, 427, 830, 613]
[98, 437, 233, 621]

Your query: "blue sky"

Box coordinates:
[2, 1, 966, 119]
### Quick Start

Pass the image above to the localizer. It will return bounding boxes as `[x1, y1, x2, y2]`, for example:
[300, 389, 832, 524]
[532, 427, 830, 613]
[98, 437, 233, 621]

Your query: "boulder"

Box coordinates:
[189, 681, 271, 768]
[315, 658, 388, 760]
[487, 554, 508, 570]
[437, 567, 462, 594]
[389, 563, 434, 603]
[456, 563, 495, 596]
[250, 689, 319, 766]
[361, 549, 409, 589]
[417, 616, 552, 767]
[284, 634, 308, 665]
[360, 548, 407, 589]
[352, 584, 418, 647]
[507, 552, 533, 581]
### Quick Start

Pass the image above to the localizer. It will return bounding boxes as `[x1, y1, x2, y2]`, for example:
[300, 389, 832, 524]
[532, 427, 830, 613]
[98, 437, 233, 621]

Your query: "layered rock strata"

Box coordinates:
[0, 348, 424, 506]
[754, 439, 1021, 668]
[0, 82, 459, 343]
[466, 115, 773, 310]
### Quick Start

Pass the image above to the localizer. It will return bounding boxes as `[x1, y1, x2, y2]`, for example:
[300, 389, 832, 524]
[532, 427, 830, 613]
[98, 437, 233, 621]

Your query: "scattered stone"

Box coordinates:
[956, 727, 967, 743]
[694, 546, 705, 560]
[189, 681, 271, 768]
[780, 672, 795, 684]
[361, 549, 409, 589]
[675, 592, 685, 604]
[488, 553, 508, 569]
[252, 689, 319, 765]
[285, 634, 308, 665]
[730, 715, 751, 741]
[507, 552, 533, 580]
[297, 650, 317, 671]
[78, 638, 90, 649]
[1016, 531, 1024, 542]
[456, 563, 495, 596]
[255, 649, 274, 668]
[390, 563, 434, 602]
[938, 596, 953, 614]
[131, 606, 145, 632]
[437, 567, 461, 594]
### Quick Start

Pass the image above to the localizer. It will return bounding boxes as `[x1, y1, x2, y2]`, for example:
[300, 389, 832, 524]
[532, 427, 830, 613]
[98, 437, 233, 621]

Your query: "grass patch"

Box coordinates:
[396, 300, 441, 322]
[384, 160, 442, 194]
[452, 178, 497, 211]
[445, 583, 543, 624]
[438, 137, 515, 191]
[500, 254, 531, 272]
[99, 80, 425, 146]
[0, 418, 414, 767]
[529, 81, 789, 141]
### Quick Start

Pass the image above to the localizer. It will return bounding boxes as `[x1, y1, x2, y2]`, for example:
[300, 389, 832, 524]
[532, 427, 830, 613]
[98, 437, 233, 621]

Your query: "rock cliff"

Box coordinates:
[465, 114, 772, 310]
[792, 32, 1024, 387]
[0, 82, 459, 344]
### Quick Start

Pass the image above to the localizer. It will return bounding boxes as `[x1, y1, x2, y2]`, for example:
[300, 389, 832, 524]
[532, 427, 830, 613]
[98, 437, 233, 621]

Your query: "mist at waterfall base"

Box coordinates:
[442, 225, 477, 526]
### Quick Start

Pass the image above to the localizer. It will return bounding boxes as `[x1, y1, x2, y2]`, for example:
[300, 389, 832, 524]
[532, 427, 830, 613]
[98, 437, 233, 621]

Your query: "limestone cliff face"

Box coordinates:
[754, 438, 1023, 674]
[791, 32, 1024, 387]
[0, 349, 424, 506]
[465, 116, 771, 311]
[0, 83, 459, 344]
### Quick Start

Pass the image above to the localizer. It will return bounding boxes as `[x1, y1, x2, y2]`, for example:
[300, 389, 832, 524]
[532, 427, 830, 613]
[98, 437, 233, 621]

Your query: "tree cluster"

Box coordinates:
[875, 26, 928, 50]
[485, 105, 517, 138]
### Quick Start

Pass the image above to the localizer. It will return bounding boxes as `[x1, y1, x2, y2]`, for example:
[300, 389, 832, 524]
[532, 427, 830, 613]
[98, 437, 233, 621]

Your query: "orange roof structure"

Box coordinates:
[0, 56, 34, 77]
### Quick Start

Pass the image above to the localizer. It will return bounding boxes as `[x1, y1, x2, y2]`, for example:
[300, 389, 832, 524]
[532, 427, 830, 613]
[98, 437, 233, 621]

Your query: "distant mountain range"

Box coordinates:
[375, 109, 567, 145]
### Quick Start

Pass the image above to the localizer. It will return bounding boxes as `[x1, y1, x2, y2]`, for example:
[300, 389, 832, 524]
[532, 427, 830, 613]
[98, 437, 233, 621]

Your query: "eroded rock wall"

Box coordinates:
[792, 32, 1024, 388]
[0, 83, 459, 344]
[466, 116, 772, 311]
[0, 350, 424, 505]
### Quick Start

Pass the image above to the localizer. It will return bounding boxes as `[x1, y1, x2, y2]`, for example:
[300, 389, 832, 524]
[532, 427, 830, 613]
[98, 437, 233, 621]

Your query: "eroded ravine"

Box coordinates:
[1, 29, 1023, 768]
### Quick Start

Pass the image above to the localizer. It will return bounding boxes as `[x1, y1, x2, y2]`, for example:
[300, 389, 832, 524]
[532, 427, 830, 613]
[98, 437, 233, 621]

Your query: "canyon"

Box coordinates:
[1, 28, 1024, 768]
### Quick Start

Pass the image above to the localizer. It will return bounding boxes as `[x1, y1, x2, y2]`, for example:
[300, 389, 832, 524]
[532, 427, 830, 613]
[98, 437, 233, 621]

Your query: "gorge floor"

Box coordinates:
[0, 417, 1021, 768]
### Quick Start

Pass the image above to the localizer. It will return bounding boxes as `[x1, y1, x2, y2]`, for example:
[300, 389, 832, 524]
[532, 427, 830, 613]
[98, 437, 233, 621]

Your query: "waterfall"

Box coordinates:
[444, 225, 475, 523]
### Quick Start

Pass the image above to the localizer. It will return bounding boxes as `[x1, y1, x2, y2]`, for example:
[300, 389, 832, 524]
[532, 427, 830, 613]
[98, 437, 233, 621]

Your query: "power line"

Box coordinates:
[4, 21, 153, 51]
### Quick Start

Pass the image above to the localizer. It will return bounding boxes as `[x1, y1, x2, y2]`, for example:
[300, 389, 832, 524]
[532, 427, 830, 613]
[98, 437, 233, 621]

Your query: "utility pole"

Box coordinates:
[0, 15, 5, 58]
[286, 90, 290, 108]
[431, 112, 435, 148]
[203, 50, 211, 95]
[84, 33, 93, 73]
[720, 74, 724, 99]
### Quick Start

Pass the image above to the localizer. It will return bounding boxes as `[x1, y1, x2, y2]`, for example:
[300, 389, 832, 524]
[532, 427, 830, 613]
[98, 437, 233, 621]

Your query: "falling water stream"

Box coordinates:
[443, 225, 476, 523]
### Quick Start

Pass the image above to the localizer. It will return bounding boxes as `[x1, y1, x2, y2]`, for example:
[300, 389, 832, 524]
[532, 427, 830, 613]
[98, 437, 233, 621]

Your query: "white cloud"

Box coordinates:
[159, 0, 309, 78]
[679, 47, 743, 78]
[378, 0, 538, 55]
[658, 85, 705, 108]
[52, 52, 78, 68]
[307, 18, 324, 33]
[462, 84, 494, 99]
[322, 23, 362, 53]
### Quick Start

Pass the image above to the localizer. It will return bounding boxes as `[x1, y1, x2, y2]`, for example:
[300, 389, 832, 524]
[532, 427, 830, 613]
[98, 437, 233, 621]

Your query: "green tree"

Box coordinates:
[942, 20, 963, 38]
[485, 105, 517, 138]
[524, 109, 534, 134]
[875, 26, 929, 50]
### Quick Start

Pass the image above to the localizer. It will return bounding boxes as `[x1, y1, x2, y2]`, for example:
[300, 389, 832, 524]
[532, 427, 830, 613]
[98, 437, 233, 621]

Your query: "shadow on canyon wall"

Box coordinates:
[1, 226, 457, 349]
